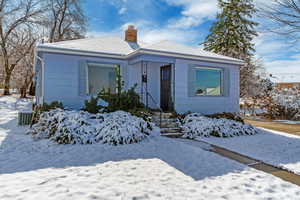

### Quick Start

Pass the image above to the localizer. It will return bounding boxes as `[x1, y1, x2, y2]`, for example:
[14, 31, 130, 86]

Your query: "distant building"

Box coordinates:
[277, 82, 300, 90]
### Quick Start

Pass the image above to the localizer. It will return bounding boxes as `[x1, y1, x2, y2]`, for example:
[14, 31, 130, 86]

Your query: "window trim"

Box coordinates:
[86, 62, 119, 95]
[194, 66, 224, 97]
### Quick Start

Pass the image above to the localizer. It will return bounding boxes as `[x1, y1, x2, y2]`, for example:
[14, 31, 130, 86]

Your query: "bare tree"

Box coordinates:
[41, 0, 86, 43]
[0, 0, 43, 95]
[262, 0, 300, 43]
[11, 29, 37, 98]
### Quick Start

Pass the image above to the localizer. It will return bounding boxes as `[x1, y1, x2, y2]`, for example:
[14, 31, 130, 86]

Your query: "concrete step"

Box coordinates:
[152, 120, 179, 126]
[152, 120, 179, 125]
[160, 123, 180, 128]
[160, 127, 182, 133]
[161, 133, 183, 138]
[152, 112, 176, 118]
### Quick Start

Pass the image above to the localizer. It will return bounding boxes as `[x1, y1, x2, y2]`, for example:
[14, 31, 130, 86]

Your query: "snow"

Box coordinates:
[181, 113, 258, 138]
[142, 40, 243, 62]
[28, 109, 157, 145]
[200, 128, 300, 175]
[1, 96, 300, 199]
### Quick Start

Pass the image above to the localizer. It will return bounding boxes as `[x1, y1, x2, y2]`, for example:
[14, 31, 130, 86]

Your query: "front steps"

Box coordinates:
[152, 112, 182, 134]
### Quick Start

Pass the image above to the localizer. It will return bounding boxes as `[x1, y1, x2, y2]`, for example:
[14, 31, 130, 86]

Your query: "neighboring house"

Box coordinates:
[35, 25, 244, 114]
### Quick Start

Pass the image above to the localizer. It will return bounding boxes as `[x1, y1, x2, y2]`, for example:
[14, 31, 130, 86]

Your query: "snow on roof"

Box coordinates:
[37, 36, 243, 64]
[142, 40, 242, 62]
[38, 36, 140, 56]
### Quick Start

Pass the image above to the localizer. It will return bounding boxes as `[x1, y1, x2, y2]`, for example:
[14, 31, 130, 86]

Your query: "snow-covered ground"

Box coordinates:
[1, 96, 300, 199]
[201, 128, 300, 175]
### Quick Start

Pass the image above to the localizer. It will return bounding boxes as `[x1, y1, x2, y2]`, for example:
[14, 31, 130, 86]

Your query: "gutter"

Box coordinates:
[36, 45, 245, 66]
[37, 45, 126, 59]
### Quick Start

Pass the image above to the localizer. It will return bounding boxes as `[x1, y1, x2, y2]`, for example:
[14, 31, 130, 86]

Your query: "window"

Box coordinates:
[87, 63, 119, 95]
[195, 67, 223, 96]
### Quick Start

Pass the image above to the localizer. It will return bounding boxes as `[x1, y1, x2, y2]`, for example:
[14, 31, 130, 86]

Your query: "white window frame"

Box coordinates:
[86, 62, 119, 95]
[194, 66, 224, 97]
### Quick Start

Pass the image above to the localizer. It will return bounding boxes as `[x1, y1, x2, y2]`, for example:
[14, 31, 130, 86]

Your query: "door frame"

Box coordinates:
[160, 64, 173, 111]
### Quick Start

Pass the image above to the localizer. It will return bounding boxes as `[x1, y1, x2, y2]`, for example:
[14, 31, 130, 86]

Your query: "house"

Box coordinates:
[34, 25, 244, 114]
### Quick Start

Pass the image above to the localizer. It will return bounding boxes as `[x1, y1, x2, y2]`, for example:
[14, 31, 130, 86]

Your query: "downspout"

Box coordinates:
[35, 54, 45, 105]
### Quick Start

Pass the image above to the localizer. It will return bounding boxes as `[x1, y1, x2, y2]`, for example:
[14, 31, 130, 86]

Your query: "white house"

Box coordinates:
[35, 25, 244, 114]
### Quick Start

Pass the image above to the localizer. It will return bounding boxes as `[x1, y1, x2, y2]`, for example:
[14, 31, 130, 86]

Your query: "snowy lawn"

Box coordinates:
[1, 96, 300, 199]
[201, 128, 300, 176]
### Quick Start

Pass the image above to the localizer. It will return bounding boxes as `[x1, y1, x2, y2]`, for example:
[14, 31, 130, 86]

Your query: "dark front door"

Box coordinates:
[160, 65, 172, 111]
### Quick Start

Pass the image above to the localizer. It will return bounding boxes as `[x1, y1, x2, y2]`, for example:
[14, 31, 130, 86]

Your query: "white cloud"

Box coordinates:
[254, 33, 300, 82]
[139, 28, 198, 44]
[118, 7, 127, 14]
[164, 0, 218, 29]
[264, 57, 300, 82]
[254, 33, 292, 59]
[163, 0, 274, 29]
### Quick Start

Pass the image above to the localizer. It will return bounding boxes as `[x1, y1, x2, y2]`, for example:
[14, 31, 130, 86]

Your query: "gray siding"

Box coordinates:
[43, 52, 126, 109]
[174, 59, 240, 114]
[127, 62, 163, 109]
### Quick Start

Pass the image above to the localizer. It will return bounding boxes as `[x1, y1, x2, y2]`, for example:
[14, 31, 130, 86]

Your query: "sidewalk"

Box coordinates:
[164, 134, 300, 187]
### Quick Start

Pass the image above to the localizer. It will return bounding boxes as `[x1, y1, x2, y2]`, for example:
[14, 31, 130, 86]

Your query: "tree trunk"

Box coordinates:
[29, 81, 35, 96]
[20, 87, 27, 98]
[3, 73, 11, 95]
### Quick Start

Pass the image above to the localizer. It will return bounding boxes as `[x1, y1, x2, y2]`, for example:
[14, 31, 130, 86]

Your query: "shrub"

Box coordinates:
[31, 101, 64, 125]
[205, 112, 244, 123]
[28, 109, 156, 145]
[181, 113, 258, 139]
[127, 108, 153, 122]
[98, 84, 144, 112]
[39, 101, 64, 112]
[83, 96, 103, 114]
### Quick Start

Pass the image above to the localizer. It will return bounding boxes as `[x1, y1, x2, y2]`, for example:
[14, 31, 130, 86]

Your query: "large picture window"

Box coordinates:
[195, 67, 223, 96]
[87, 63, 119, 95]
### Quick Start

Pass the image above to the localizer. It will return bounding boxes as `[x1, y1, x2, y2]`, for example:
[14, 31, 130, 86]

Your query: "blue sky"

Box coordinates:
[84, 0, 300, 82]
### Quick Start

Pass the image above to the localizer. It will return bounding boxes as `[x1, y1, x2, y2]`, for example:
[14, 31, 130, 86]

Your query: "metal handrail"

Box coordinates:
[142, 85, 163, 128]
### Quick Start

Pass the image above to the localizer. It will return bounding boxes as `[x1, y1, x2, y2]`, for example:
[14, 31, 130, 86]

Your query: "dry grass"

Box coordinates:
[245, 118, 300, 136]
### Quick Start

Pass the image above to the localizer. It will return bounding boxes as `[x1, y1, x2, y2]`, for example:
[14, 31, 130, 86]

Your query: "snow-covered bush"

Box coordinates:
[271, 88, 300, 120]
[241, 87, 300, 120]
[181, 113, 258, 139]
[28, 109, 156, 145]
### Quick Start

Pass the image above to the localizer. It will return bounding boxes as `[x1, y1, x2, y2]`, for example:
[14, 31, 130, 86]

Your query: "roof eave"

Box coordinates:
[36, 45, 245, 65]
[36, 45, 126, 59]
[129, 48, 245, 65]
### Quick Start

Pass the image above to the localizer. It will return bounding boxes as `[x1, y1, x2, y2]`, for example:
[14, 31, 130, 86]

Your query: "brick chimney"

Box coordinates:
[125, 25, 137, 43]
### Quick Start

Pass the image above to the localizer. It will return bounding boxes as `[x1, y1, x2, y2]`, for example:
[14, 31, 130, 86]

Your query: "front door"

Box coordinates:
[160, 65, 172, 111]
